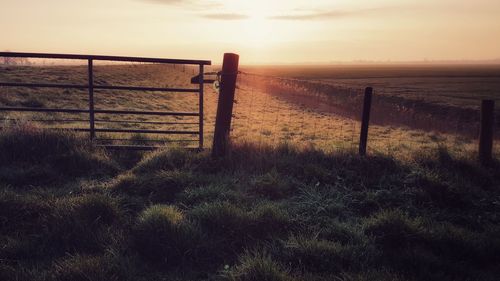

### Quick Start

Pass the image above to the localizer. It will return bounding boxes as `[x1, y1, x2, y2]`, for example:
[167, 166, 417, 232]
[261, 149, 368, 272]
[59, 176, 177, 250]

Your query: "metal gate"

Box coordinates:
[0, 52, 211, 150]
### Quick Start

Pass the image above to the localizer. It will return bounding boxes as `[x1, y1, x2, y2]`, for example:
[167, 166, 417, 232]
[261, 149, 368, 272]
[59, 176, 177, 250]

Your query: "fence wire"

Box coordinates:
[229, 72, 362, 152]
[230, 72, 499, 158]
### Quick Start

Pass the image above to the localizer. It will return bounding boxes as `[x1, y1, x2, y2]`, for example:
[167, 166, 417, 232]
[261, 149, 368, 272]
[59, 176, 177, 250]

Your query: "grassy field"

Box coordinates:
[0, 126, 500, 281]
[1, 63, 500, 280]
[1, 63, 498, 158]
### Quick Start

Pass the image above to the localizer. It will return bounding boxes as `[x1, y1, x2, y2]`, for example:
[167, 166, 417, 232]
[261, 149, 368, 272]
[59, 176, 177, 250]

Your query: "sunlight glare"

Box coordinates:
[223, 0, 285, 48]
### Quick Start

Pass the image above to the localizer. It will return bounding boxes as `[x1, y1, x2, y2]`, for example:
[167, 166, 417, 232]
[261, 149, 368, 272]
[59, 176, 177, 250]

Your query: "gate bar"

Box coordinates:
[0, 52, 211, 65]
[0, 107, 199, 116]
[0, 82, 200, 93]
[0, 118, 199, 125]
[72, 128, 200, 134]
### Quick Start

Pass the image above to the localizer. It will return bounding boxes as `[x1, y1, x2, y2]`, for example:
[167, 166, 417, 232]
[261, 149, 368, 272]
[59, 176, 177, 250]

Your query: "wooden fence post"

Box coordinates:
[479, 100, 495, 166]
[359, 87, 373, 156]
[198, 64, 204, 150]
[88, 59, 95, 140]
[212, 53, 239, 158]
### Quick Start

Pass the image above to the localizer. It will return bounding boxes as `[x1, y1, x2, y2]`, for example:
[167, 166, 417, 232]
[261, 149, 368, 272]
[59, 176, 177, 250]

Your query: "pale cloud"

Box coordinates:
[139, 0, 222, 9]
[139, 0, 248, 20]
[142, 0, 186, 4]
[269, 6, 409, 21]
[269, 10, 351, 20]
[199, 13, 249, 20]
[139, 0, 374, 21]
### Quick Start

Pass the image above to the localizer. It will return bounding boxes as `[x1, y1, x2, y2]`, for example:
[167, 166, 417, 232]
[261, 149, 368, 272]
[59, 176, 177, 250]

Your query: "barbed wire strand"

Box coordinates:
[230, 76, 240, 139]
[258, 86, 272, 146]
[271, 98, 281, 146]
[245, 74, 257, 140]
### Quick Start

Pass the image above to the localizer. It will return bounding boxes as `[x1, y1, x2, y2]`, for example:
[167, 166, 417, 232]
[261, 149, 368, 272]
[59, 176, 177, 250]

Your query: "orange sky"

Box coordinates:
[2, 0, 500, 64]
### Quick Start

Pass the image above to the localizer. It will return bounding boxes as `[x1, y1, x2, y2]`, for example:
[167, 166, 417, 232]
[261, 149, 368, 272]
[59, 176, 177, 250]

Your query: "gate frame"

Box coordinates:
[0, 52, 211, 150]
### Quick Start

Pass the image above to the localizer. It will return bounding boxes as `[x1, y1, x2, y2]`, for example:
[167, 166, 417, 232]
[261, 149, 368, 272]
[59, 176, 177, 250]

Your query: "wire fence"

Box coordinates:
[226, 72, 361, 152]
[228, 72, 499, 158]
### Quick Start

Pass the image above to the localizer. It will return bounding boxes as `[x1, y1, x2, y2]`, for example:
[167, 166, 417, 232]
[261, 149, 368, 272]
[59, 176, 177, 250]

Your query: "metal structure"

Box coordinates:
[0, 52, 211, 150]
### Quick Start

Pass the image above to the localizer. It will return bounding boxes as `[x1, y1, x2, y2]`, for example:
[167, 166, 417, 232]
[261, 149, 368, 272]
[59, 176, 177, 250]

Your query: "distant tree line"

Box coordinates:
[1, 51, 32, 65]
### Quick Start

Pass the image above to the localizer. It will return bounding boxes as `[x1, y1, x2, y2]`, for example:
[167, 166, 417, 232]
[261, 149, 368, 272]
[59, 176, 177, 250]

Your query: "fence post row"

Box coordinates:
[88, 59, 95, 140]
[359, 87, 373, 156]
[479, 100, 495, 166]
[212, 53, 239, 158]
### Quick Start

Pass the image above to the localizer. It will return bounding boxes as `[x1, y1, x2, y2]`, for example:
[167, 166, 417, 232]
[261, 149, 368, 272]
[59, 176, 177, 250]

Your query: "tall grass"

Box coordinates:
[0, 124, 118, 185]
[1, 118, 500, 280]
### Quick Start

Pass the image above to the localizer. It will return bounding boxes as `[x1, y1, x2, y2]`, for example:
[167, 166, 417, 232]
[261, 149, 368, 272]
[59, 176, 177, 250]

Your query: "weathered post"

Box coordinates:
[479, 100, 495, 166]
[198, 64, 204, 150]
[88, 59, 95, 140]
[212, 53, 239, 158]
[359, 87, 373, 156]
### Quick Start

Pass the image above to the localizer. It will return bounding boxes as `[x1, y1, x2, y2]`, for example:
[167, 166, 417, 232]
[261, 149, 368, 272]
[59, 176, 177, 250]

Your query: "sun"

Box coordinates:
[241, 16, 272, 48]
[222, 1, 284, 48]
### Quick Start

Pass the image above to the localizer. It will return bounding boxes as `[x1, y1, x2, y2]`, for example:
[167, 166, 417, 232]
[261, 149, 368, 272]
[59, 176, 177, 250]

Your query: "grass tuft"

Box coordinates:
[363, 210, 424, 251]
[249, 170, 293, 200]
[112, 170, 194, 202]
[52, 254, 120, 281]
[191, 201, 291, 242]
[225, 251, 294, 281]
[133, 205, 202, 267]
[190, 201, 250, 237]
[282, 236, 365, 273]
[46, 194, 122, 254]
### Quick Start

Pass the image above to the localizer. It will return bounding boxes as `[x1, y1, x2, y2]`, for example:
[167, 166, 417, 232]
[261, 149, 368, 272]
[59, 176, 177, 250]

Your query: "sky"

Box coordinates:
[1, 0, 500, 64]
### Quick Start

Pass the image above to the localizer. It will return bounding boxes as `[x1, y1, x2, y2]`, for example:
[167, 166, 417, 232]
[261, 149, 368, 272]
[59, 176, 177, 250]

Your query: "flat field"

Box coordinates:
[242, 64, 500, 109]
[0, 63, 499, 158]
